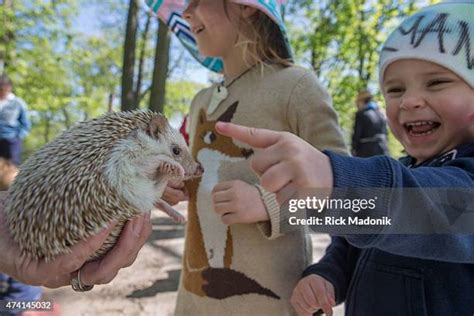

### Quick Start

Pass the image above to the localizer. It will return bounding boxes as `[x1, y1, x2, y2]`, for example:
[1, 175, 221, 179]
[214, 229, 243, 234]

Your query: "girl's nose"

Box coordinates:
[182, 4, 193, 21]
[400, 94, 426, 110]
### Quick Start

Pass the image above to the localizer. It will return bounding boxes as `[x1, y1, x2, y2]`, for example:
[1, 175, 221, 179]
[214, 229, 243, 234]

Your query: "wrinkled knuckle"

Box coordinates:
[249, 127, 259, 138]
[287, 141, 301, 155]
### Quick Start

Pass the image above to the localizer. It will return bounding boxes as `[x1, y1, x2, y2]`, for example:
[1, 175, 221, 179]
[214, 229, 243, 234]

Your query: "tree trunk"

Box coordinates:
[62, 107, 71, 129]
[108, 92, 115, 112]
[134, 12, 151, 106]
[121, 0, 138, 111]
[149, 20, 170, 114]
[42, 112, 51, 144]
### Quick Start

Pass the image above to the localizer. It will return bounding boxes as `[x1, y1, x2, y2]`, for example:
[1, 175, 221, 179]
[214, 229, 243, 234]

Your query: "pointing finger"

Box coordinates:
[215, 122, 281, 149]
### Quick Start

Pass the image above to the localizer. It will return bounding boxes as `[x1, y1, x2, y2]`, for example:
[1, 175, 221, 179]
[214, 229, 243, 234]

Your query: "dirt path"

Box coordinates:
[43, 203, 344, 315]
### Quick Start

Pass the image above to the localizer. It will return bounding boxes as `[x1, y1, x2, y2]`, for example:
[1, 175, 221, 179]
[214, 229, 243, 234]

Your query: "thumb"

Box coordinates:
[215, 122, 281, 149]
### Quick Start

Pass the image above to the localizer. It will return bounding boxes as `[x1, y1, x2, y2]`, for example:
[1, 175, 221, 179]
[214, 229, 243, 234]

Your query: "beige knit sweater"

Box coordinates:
[175, 64, 348, 316]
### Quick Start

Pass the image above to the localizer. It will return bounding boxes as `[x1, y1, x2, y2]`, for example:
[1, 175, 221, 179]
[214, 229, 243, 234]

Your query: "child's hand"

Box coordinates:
[212, 180, 269, 225]
[291, 274, 336, 316]
[162, 180, 188, 206]
[215, 122, 334, 203]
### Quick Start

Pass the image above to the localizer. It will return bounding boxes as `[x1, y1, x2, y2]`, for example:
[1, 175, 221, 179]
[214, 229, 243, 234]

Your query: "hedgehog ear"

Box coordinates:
[147, 115, 169, 138]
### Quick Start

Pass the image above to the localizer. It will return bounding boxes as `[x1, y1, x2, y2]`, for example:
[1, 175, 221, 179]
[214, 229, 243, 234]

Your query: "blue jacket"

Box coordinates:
[0, 94, 31, 140]
[304, 143, 474, 316]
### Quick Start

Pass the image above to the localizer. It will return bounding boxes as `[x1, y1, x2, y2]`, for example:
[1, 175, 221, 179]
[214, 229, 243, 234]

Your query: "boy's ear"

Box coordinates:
[241, 5, 258, 19]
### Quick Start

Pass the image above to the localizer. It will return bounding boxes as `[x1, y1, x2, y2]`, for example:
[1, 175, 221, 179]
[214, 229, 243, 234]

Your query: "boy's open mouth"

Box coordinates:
[403, 121, 441, 137]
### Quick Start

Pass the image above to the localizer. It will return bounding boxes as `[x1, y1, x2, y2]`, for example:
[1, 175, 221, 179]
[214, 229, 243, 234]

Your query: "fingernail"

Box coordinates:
[132, 216, 145, 237]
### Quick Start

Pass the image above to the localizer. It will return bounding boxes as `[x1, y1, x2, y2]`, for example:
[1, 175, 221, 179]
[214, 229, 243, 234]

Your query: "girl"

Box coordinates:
[147, 1, 347, 315]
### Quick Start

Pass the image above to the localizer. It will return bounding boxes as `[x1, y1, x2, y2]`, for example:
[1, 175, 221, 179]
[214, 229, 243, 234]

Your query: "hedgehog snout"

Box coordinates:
[184, 162, 203, 179]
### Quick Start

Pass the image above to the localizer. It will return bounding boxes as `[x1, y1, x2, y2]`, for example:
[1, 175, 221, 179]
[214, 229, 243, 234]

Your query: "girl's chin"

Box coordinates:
[196, 46, 221, 58]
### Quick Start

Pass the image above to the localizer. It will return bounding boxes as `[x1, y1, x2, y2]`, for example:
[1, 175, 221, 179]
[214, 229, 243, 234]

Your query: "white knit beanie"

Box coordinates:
[379, 0, 474, 87]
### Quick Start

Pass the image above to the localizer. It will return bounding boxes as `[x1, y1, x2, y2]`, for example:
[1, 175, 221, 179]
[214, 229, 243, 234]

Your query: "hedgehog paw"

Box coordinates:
[158, 162, 185, 179]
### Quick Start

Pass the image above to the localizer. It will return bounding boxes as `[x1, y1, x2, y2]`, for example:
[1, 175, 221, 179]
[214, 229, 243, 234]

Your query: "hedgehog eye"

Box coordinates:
[172, 145, 182, 156]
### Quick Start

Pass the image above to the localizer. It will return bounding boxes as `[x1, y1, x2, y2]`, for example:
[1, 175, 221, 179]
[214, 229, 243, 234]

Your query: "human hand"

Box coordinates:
[0, 192, 152, 289]
[215, 122, 334, 203]
[212, 180, 268, 225]
[162, 180, 188, 206]
[291, 274, 336, 316]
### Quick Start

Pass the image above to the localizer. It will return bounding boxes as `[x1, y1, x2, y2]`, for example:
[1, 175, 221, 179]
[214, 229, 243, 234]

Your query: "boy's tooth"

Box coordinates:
[407, 121, 435, 127]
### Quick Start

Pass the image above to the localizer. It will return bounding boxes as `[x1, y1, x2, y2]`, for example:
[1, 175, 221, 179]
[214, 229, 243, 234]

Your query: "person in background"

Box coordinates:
[351, 90, 389, 157]
[0, 75, 31, 165]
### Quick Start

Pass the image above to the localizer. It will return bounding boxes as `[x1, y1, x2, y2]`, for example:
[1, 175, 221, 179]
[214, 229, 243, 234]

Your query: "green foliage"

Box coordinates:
[163, 80, 205, 118]
[1, 0, 79, 158]
[2, 0, 440, 161]
[288, 0, 439, 157]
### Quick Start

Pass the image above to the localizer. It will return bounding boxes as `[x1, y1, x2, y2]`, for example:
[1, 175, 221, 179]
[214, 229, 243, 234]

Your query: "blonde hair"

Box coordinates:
[357, 90, 373, 104]
[225, 3, 293, 69]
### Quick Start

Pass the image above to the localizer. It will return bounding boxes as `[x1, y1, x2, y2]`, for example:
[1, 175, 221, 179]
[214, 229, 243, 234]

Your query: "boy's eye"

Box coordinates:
[427, 79, 452, 87]
[386, 87, 404, 94]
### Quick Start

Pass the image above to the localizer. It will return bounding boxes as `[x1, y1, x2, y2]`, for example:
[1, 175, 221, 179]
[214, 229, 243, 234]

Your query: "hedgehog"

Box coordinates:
[5, 111, 203, 261]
